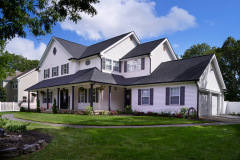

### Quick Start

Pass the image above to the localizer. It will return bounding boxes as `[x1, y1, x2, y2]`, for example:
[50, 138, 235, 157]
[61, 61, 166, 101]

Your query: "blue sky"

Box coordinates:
[5, 0, 240, 60]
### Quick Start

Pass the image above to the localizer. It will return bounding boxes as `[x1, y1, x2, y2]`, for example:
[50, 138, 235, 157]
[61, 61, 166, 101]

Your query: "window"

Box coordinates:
[141, 89, 150, 105]
[12, 82, 17, 89]
[88, 88, 98, 103]
[105, 59, 112, 70]
[12, 95, 17, 102]
[127, 58, 141, 72]
[23, 96, 27, 102]
[44, 69, 49, 78]
[78, 90, 85, 103]
[63, 64, 67, 74]
[43, 92, 52, 103]
[170, 87, 180, 104]
[113, 60, 119, 72]
[52, 67, 58, 77]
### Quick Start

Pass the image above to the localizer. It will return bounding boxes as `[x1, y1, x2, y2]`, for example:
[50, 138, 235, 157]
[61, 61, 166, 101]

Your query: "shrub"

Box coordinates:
[109, 111, 117, 115]
[0, 115, 8, 128]
[6, 123, 30, 132]
[116, 110, 122, 115]
[232, 112, 236, 115]
[52, 98, 58, 114]
[237, 112, 240, 116]
[176, 113, 183, 118]
[180, 107, 188, 118]
[20, 107, 26, 112]
[36, 99, 41, 113]
[82, 106, 93, 115]
[102, 110, 106, 115]
[125, 105, 132, 114]
[147, 111, 153, 116]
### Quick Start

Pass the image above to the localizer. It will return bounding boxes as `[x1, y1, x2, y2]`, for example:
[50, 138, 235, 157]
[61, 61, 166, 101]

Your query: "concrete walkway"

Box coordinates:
[3, 114, 240, 128]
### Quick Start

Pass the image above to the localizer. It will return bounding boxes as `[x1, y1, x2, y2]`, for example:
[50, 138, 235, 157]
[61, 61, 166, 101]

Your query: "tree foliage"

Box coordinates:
[0, 87, 7, 102]
[181, 37, 240, 101]
[0, 0, 99, 40]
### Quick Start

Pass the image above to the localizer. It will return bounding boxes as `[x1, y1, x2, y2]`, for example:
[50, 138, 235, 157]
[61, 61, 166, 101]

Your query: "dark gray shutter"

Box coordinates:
[44, 70, 45, 79]
[78, 90, 80, 103]
[57, 66, 59, 76]
[88, 88, 91, 103]
[67, 63, 69, 74]
[124, 61, 127, 72]
[102, 58, 105, 70]
[52, 68, 53, 77]
[141, 58, 145, 70]
[61, 65, 63, 75]
[50, 92, 52, 103]
[150, 88, 153, 105]
[85, 89, 87, 103]
[48, 69, 50, 78]
[138, 89, 141, 105]
[180, 86, 185, 105]
[96, 89, 99, 103]
[166, 87, 170, 105]
[119, 61, 121, 72]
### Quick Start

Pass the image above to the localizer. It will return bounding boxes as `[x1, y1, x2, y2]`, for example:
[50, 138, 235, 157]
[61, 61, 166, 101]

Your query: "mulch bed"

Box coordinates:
[0, 130, 53, 150]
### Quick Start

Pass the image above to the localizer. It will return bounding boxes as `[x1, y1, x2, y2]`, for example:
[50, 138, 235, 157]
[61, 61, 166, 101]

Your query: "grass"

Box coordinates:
[9, 121, 240, 160]
[13, 112, 211, 126]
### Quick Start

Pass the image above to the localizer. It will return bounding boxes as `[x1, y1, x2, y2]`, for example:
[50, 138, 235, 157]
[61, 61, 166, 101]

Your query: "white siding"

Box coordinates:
[121, 56, 150, 78]
[150, 42, 174, 72]
[131, 82, 198, 113]
[198, 62, 221, 92]
[39, 40, 80, 81]
[79, 56, 101, 71]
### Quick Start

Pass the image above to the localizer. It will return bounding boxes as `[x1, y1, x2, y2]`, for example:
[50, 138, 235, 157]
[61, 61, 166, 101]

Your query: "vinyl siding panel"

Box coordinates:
[79, 56, 101, 71]
[131, 82, 198, 113]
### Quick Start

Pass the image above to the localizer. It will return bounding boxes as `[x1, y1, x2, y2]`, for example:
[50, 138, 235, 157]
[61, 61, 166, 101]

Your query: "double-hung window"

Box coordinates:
[170, 87, 180, 104]
[113, 60, 119, 72]
[44, 69, 49, 78]
[63, 64, 67, 74]
[78, 90, 85, 103]
[12, 82, 17, 89]
[43, 92, 52, 103]
[52, 67, 58, 77]
[127, 58, 141, 72]
[105, 59, 112, 70]
[141, 89, 150, 105]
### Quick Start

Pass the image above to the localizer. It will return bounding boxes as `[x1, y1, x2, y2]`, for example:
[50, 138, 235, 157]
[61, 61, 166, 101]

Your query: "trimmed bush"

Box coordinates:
[52, 98, 58, 114]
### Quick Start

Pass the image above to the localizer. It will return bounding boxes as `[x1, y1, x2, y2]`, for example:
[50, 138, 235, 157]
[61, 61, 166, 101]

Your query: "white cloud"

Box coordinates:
[60, 0, 196, 40]
[5, 37, 46, 60]
[173, 43, 179, 48]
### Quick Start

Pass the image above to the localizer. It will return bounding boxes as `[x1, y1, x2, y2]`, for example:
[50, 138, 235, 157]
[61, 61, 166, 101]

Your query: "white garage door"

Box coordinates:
[212, 95, 218, 115]
[199, 93, 208, 116]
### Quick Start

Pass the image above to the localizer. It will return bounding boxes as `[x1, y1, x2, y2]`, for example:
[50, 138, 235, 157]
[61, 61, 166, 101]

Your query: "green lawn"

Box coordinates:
[10, 122, 240, 160]
[14, 112, 211, 126]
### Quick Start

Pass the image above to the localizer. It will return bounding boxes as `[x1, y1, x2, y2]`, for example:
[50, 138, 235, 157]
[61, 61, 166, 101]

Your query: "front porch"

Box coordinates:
[30, 83, 132, 112]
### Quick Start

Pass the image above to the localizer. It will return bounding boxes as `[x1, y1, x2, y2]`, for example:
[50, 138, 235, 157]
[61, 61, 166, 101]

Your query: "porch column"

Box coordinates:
[28, 91, 30, 110]
[208, 92, 212, 116]
[108, 86, 111, 111]
[90, 83, 94, 108]
[124, 88, 126, 109]
[47, 89, 49, 109]
[37, 91, 39, 100]
[57, 88, 60, 109]
[72, 86, 74, 110]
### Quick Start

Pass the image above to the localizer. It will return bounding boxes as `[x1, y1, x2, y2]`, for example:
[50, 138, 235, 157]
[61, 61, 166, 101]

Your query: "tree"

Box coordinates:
[0, 87, 7, 102]
[216, 37, 240, 101]
[37, 99, 41, 113]
[181, 43, 216, 59]
[0, 0, 99, 40]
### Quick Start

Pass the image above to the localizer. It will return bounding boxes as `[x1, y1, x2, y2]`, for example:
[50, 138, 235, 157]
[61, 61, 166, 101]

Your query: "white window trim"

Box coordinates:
[127, 58, 141, 72]
[105, 59, 119, 72]
[63, 64, 67, 74]
[141, 89, 150, 105]
[44, 69, 49, 78]
[52, 67, 57, 77]
[79, 90, 85, 103]
[170, 87, 180, 105]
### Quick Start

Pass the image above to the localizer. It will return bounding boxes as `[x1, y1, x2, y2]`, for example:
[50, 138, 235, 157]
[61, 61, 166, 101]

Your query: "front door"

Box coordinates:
[126, 90, 131, 106]
[60, 90, 68, 109]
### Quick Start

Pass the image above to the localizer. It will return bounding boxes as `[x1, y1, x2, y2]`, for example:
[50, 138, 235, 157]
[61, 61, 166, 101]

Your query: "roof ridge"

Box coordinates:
[162, 54, 214, 63]
[53, 36, 87, 47]
[138, 38, 166, 46]
[88, 32, 131, 47]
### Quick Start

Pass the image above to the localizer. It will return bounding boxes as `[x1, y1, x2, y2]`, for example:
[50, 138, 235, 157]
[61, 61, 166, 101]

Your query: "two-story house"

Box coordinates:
[26, 32, 226, 116]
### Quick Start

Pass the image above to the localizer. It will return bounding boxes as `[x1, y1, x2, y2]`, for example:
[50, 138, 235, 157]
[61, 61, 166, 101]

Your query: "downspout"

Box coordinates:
[195, 81, 200, 118]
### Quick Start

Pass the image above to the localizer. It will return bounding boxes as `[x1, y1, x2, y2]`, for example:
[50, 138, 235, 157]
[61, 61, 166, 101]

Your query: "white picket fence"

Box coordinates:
[0, 102, 20, 112]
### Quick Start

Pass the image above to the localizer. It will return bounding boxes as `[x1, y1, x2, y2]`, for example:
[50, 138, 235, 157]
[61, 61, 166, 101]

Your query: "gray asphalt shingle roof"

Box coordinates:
[54, 32, 131, 59]
[26, 54, 213, 91]
[121, 38, 166, 60]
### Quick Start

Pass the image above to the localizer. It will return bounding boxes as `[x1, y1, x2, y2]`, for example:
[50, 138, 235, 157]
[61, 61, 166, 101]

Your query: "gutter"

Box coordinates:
[195, 81, 200, 118]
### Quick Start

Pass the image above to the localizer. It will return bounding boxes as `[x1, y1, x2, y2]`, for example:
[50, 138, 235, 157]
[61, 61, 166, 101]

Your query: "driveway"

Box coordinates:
[201, 115, 240, 123]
